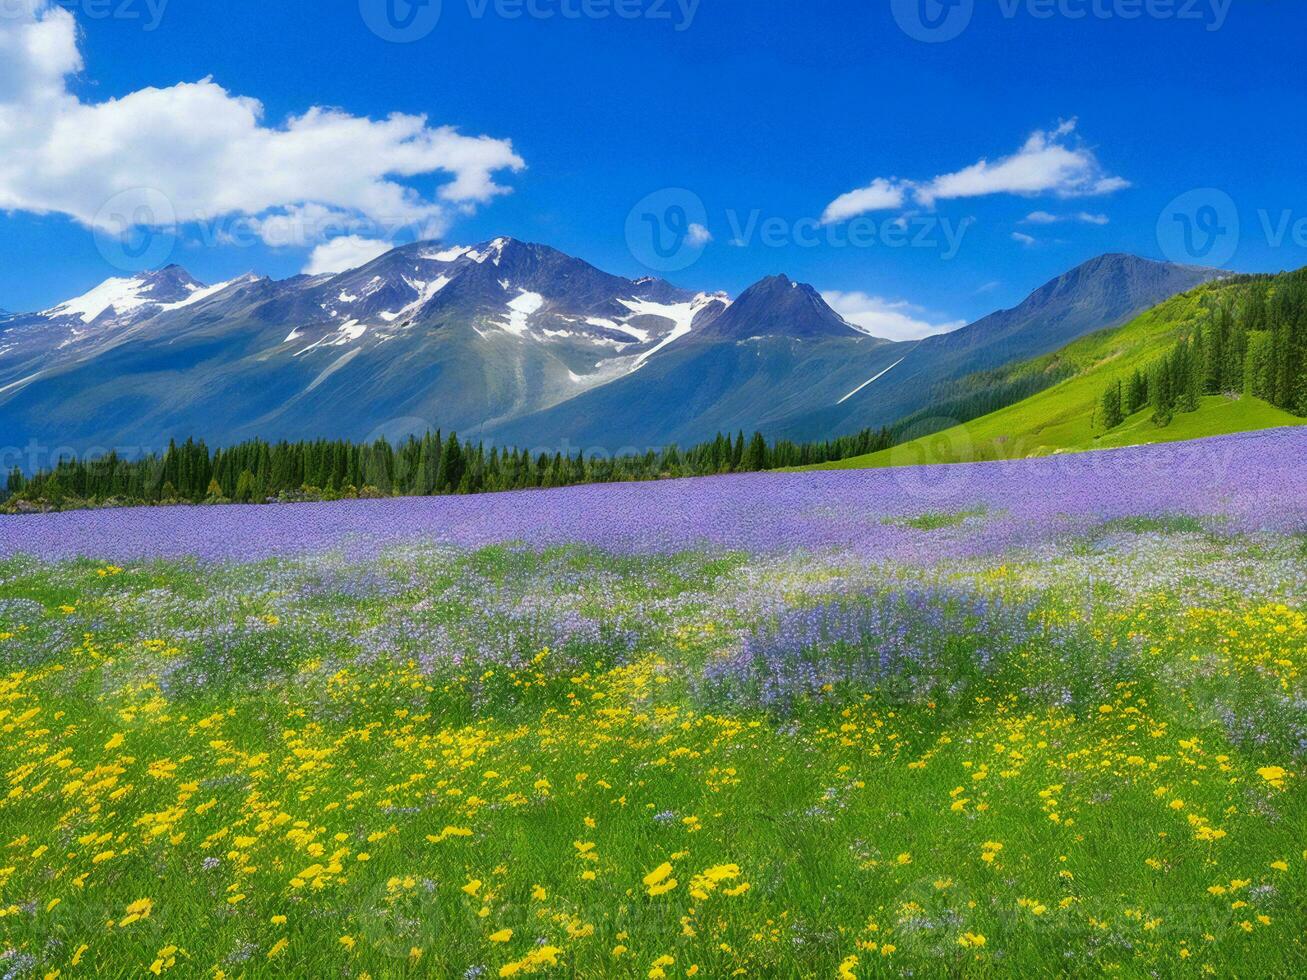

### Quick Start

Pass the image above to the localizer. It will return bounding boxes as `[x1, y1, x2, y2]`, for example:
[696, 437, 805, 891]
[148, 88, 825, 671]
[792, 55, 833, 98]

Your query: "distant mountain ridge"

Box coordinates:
[0, 242, 1220, 455]
[487, 253, 1223, 448]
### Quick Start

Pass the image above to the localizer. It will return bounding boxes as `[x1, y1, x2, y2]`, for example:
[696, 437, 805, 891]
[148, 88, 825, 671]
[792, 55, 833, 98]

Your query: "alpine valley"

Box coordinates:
[0, 239, 1220, 453]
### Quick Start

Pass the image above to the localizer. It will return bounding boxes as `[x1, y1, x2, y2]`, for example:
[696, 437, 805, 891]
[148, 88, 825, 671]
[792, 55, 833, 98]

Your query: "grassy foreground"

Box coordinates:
[1, 521, 1304, 977]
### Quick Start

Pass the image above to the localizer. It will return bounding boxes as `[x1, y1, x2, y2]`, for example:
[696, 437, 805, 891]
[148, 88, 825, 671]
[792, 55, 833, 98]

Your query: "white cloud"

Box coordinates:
[0, 2, 524, 252]
[821, 178, 909, 225]
[822, 120, 1128, 223]
[686, 222, 712, 246]
[1023, 210, 1109, 226]
[1012, 232, 1038, 247]
[822, 290, 966, 342]
[302, 236, 394, 276]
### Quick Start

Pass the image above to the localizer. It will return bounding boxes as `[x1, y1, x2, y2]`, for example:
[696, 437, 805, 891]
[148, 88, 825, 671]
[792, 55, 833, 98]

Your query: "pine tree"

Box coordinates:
[1150, 363, 1173, 428]
[234, 470, 256, 503]
[438, 434, 465, 493]
[1178, 340, 1200, 413]
[1126, 369, 1148, 415]
[1100, 380, 1124, 429]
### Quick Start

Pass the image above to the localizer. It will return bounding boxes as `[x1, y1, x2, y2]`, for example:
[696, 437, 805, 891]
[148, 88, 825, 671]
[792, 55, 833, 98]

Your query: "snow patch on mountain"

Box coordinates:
[161, 278, 243, 311]
[421, 245, 472, 262]
[305, 348, 362, 393]
[379, 275, 453, 322]
[624, 293, 729, 369]
[499, 290, 544, 336]
[587, 316, 647, 343]
[45, 277, 154, 323]
[467, 238, 509, 266]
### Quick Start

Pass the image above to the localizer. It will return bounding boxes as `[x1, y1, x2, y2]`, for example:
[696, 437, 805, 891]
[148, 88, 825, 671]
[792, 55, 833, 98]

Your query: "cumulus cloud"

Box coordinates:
[822, 290, 966, 342]
[302, 236, 394, 276]
[0, 2, 524, 254]
[822, 120, 1128, 223]
[1011, 231, 1039, 247]
[821, 178, 910, 225]
[686, 222, 712, 246]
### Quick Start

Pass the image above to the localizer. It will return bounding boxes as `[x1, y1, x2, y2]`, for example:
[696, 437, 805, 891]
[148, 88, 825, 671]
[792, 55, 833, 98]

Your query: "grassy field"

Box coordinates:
[1, 510, 1304, 977]
[803, 289, 1305, 471]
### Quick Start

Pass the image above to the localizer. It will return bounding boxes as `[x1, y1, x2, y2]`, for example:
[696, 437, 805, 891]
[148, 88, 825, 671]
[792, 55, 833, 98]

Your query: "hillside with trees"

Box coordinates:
[1098, 269, 1307, 431]
[804, 268, 1307, 471]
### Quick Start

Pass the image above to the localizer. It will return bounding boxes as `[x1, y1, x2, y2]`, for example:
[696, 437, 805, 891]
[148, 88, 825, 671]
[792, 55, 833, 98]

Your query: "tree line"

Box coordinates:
[1098, 270, 1307, 431]
[4, 426, 899, 510]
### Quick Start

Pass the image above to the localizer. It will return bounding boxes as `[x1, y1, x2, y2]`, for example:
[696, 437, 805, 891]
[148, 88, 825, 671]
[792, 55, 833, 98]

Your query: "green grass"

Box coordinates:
[802, 287, 1305, 471]
[888, 508, 986, 531]
[1, 530, 1304, 977]
[1095, 515, 1209, 536]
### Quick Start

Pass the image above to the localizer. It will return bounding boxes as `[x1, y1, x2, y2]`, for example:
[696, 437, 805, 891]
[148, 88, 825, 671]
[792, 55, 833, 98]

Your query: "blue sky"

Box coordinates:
[2, 0, 1305, 337]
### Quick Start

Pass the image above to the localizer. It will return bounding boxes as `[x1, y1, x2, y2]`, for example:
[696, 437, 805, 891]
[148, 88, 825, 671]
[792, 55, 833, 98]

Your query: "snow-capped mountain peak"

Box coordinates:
[0, 244, 1222, 459]
[41, 265, 207, 324]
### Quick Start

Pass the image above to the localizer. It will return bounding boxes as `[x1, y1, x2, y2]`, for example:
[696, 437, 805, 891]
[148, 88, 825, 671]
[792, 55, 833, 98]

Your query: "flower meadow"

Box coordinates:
[0, 429, 1304, 978]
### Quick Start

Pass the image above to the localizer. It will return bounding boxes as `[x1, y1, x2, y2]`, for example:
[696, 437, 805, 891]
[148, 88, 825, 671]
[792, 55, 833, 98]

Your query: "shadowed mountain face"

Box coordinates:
[485, 254, 1223, 448]
[695, 275, 862, 341]
[0, 243, 1218, 456]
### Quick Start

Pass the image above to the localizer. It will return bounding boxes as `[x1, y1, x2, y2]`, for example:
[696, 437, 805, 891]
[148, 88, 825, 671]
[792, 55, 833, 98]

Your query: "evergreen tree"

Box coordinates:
[234, 470, 256, 503]
[1100, 381, 1125, 429]
[1126, 369, 1148, 415]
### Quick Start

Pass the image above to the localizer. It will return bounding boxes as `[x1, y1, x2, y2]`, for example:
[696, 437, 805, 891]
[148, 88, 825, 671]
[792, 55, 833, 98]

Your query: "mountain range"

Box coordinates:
[0, 239, 1221, 455]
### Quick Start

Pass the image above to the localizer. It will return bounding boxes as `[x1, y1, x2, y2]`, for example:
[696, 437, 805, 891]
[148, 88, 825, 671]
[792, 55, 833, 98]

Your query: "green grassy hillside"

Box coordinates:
[804, 281, 1305, 471]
